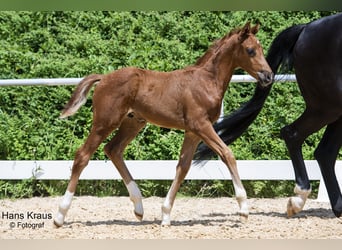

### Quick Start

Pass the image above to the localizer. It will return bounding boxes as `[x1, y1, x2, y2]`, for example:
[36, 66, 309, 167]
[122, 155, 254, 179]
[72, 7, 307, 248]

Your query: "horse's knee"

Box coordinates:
[220, 146, 236, 165]
[104, 142, 122, 160]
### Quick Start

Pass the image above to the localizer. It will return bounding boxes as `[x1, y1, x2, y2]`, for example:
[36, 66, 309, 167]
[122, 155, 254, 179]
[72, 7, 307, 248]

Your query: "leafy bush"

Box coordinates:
[0, 11, 339, 199]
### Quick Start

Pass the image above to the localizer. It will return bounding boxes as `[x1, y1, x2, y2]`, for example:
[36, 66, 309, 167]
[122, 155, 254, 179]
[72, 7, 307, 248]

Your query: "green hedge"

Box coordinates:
[0, 11, 339, 198]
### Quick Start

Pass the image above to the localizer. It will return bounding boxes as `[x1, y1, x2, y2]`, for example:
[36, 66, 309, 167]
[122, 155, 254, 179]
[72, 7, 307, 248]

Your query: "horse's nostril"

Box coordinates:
[266, 72, 273, 82]
[257, 71, 273, 87]
[260, 71, 273, 83]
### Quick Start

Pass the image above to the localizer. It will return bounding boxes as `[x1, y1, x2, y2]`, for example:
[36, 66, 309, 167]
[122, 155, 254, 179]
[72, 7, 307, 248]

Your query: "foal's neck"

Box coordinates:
[200, 36, 237, 92]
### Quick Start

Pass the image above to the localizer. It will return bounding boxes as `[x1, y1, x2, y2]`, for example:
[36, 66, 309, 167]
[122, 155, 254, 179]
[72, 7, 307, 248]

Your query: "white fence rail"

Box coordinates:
[1, 160, 341, 202]
[0, 74, 296, 122]
[0, 74, 297, 86]
[0, 160, 323, 180]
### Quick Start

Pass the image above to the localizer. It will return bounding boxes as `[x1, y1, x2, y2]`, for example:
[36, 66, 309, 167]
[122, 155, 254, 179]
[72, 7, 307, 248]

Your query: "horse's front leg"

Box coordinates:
[314, 118, 342, 217]
[195, 122, 248, 220]
[161, 132, 200, 226]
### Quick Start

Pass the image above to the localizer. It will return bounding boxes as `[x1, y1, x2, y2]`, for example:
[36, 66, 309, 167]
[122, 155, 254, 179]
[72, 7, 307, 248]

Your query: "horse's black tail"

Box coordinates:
[194, 24, 306, 160]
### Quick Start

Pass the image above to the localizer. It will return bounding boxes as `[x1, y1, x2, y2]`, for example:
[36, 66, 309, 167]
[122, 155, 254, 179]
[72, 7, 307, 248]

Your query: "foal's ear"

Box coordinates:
[238, 22, 251, 42]
[251, 23, 260, 35]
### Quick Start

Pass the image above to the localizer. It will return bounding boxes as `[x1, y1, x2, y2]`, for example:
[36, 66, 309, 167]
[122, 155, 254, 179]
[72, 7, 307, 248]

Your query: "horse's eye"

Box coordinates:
[246, 47, 256, 57]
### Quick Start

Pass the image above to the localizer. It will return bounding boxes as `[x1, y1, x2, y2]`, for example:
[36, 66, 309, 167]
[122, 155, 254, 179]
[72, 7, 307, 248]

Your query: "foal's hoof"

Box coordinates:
[161, 221, 171, 227]
[53, 214, 65, 228]
[134, 211, 143, 221]
[161, 217, 171, 226]
[239, 212, 248, 223]
[53, 219, 63, 228]
[133, 202, 144, 221]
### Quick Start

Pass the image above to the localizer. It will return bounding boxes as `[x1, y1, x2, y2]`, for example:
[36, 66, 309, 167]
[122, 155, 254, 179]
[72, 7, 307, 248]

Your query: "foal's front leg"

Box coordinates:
[195, 122, 249, 220]
[161, 132, 200, 225]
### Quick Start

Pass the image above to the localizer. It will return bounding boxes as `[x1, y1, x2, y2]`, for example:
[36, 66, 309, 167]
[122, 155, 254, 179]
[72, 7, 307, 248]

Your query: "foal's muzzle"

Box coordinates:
[257, 71, 274, 87]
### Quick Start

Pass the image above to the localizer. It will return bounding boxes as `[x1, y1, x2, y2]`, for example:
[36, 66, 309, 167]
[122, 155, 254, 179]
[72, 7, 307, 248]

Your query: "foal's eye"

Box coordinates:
[246, 47, 256, 57]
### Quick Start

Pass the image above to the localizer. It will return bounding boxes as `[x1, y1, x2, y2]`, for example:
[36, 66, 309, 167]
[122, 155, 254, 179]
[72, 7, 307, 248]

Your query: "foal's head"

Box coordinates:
[230, 22, 273, 87]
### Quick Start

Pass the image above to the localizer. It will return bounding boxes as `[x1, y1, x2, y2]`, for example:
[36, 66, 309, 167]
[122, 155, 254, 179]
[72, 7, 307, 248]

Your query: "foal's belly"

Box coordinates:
[130, 108, 186, 130]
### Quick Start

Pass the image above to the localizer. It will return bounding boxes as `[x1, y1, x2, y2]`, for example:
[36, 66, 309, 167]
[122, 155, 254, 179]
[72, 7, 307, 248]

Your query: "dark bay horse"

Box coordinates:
[196, 13, 342, 218]
[53, 22, 273, 227]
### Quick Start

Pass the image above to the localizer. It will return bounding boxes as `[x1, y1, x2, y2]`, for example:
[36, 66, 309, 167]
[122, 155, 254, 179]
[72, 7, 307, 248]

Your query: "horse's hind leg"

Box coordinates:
[54, 92, 128, 227]
[314, 117, 342, 217]
[104, 115, 146, 221]
[161, 131, 200, 225]
[54, 122, 116, 227]
[281, 109, 331, 217]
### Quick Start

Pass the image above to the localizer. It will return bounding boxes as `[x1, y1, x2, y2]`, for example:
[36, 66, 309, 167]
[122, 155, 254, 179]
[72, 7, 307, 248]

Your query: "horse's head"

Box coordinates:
[233, 22, 273, 87]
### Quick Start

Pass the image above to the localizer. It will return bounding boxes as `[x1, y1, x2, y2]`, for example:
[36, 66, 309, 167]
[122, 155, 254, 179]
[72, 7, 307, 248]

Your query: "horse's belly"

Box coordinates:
[132, 108, 186, 130]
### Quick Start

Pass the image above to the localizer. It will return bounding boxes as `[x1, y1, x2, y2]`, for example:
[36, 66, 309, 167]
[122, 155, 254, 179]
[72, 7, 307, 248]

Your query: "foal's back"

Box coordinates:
[95, 65, 220, 130]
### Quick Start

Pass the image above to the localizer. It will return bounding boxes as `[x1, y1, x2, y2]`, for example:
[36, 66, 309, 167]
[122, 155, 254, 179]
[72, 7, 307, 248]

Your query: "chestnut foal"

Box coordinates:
[54, 22, 273, 227]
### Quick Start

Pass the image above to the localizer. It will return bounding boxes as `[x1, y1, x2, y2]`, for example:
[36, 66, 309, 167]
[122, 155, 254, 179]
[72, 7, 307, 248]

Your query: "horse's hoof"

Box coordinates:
[287, 197, 301, 217]
[161, 212, 171, 226]
[134, 211, 143, 221]
[53, 213, 65, 228]
[332, 209, 342, 218]
[53, 219, 63, 228]
[287, 198, 294, 217]
[287, 208, 294, 217]
[161, 219, 171, 226]
[239, 212, 248, 223]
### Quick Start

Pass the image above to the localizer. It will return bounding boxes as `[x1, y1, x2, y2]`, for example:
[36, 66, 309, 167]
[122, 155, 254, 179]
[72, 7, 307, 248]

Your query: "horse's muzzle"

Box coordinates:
[257, 71, 274, 87]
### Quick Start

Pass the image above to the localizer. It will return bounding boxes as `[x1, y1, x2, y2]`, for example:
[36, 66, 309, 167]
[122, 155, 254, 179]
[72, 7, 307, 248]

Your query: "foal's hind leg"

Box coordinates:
[104, 115, 146, 221]
[161, 131, 200, 225]
[54, 122, 116, 227]
[314, 117, 342, 217]
[54, 92, 128, 227]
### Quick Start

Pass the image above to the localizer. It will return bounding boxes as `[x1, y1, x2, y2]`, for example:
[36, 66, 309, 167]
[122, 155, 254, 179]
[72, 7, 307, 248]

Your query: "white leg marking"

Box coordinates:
[54, 190, 74, 227]
[161, 192, 172, 226]
[234, 184, 249, 219]
[127, 181, 144, 220]
[287, 184, 311, 217]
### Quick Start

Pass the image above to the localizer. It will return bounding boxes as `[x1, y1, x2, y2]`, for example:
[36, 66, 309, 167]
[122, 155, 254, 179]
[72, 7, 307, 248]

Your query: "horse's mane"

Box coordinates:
[195, 28, 242, 66]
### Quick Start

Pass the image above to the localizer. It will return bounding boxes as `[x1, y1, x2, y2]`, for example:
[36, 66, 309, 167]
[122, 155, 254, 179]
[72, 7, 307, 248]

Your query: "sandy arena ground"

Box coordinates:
[1, 196, 341, 239]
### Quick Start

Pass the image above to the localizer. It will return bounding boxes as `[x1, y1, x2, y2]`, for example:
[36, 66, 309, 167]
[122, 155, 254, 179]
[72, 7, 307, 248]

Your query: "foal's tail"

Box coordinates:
[60, 74, 102, 118]
[194, 24, 306, 160]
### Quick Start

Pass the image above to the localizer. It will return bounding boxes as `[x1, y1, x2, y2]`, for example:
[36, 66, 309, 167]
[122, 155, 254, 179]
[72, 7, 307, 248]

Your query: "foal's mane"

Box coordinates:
[194, 28, 242, 66]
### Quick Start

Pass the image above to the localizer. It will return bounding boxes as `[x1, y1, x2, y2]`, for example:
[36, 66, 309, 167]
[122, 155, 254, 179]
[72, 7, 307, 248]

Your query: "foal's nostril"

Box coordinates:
[258, 71, 273, 84]
[266, 72, 274, 83]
